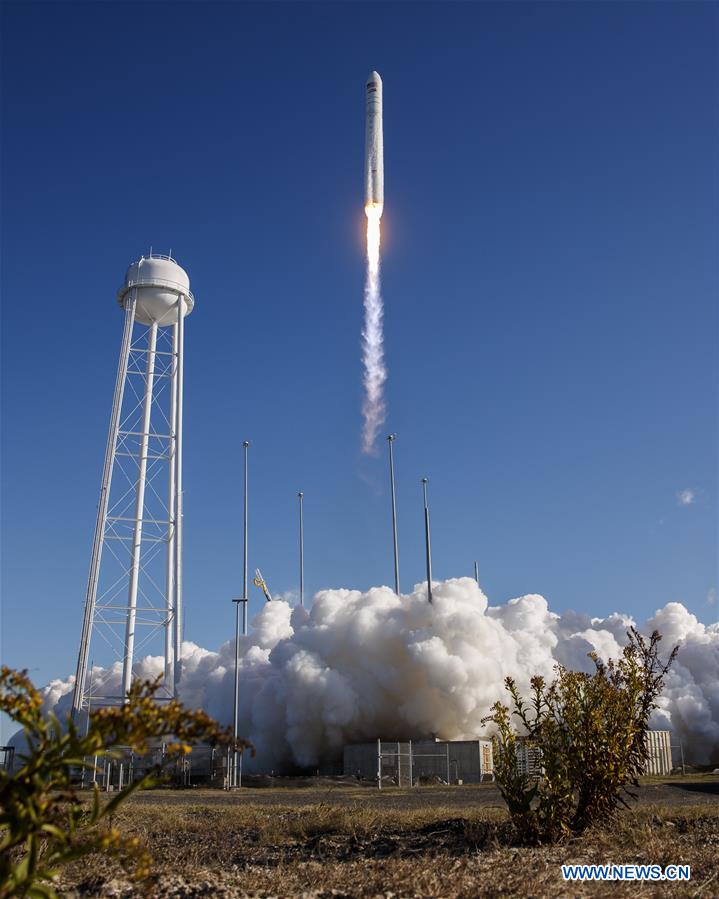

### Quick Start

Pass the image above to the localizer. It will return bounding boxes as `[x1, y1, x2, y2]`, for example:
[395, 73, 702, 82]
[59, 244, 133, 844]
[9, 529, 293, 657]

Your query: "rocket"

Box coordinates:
[364, 71, 384, 215]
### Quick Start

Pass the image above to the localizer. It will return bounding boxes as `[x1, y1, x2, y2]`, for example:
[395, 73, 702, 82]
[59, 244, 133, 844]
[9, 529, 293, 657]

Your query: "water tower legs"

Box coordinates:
[173, 302, 185, 694]
[121, 322, 159, 699]
[72, 275, 190, 720]
[72, 293, 136, 719]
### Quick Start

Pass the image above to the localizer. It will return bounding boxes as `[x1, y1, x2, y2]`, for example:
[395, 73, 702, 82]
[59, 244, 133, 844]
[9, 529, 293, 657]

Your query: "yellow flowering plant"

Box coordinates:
[0, 666, 250, 898]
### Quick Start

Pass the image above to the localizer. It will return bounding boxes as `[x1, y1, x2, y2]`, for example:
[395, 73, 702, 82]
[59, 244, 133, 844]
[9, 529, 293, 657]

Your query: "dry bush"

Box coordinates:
[483, 628, 678, 844]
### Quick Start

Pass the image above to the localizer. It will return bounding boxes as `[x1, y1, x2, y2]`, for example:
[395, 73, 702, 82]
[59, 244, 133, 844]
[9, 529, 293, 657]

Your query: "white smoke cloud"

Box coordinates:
[677, 488, 696, 506]
[15, 579, 719, 769]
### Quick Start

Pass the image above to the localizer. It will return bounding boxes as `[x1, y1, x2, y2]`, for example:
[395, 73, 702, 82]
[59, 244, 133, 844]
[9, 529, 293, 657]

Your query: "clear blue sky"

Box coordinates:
[1, 1, 717, 732]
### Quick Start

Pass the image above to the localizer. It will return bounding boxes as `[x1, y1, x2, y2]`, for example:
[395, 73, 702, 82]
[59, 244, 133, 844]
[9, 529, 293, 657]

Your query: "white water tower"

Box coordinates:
[72, 253, 194, 717]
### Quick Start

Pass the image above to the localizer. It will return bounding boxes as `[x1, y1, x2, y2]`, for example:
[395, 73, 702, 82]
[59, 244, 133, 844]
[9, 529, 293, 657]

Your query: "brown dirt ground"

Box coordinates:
[53, 777, 719, 898]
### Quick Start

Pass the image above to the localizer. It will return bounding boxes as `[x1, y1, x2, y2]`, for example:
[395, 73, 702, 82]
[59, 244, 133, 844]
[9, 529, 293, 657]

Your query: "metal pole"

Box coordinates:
[446, 744, 450, 785]
[122, 321, 159, 700]
[387, 435, 400, 595]
[298, 492, 305, 607]
[231, 596, 241, 788]
[242, 441, 249, 636]
[72, 293, 136, 720]
[81, 662, 94, 790]
[165, 321, 178, 689]
[377, 738, 382, 790]
[232, 440, 250, 788]
[409, 739, 413, 788]
[173, 300, 186, 692]
[422, 478, 433, 604]
[474, 561, 479, 586]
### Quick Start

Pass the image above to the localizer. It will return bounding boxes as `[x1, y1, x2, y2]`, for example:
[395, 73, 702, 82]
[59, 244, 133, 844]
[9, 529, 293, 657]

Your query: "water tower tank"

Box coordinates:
[117, 253, 195, 326]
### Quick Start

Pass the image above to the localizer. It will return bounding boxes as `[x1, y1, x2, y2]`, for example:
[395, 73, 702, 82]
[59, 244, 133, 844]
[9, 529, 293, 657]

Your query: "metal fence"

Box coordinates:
[0, 746, 15, 773]
[344, 739, 495, 788]
[75, 743, 228, 790]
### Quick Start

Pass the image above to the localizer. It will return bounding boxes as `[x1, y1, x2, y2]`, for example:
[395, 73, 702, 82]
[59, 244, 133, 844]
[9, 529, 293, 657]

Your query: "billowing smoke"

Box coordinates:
[18, 579, 719, 769]
[361, 206, 386, 453]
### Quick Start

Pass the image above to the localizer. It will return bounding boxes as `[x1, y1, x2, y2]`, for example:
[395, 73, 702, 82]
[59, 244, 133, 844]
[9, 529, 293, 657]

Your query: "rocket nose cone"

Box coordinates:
[367, 70, 382, 86]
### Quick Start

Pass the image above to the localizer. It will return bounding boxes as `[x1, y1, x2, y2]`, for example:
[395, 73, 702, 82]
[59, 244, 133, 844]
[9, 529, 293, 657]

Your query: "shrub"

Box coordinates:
[0, 666, 250, 898]
[483, 628, 677, 844]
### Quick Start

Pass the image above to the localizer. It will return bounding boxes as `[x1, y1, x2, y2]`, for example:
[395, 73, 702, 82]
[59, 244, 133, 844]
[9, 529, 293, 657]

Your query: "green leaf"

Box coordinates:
[39, 823, 67, 841]
[26, 882, 59, 899]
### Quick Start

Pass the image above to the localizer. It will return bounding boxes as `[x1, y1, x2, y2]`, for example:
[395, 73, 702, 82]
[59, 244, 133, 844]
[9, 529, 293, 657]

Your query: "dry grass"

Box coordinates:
[51, 796, 719, 898]
[110, 800, 507, 841]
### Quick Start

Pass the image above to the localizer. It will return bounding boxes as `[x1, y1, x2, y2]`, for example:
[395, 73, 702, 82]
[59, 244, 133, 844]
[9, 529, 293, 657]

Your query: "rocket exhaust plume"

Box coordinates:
[18, 580, 719, 771]
[362, 71, 386, 454]
[362, 206, 385, 453]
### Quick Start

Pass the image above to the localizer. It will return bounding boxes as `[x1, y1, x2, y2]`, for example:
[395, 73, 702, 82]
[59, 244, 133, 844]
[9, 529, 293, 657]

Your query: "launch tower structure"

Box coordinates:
[71, 254, 194, 719]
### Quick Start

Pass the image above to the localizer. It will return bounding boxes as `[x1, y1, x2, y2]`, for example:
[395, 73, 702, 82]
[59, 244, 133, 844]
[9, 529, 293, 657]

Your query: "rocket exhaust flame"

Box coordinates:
[361, 71, 386, 454]
[364, 202, 383, 271]
[362, 204, 386, 453]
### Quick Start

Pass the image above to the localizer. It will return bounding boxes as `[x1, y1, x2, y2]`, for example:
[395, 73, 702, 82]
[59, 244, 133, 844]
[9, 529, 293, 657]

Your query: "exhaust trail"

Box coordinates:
[361, 71, 386, 454]
[362, 205, 386, 453]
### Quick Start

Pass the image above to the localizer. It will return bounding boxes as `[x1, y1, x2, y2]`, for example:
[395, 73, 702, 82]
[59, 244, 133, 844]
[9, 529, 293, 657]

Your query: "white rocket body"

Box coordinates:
[364, 71, 384, 215]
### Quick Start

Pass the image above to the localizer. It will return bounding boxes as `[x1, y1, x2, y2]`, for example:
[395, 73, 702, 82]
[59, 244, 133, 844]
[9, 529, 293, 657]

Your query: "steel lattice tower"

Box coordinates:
[71, 254, 194, 718]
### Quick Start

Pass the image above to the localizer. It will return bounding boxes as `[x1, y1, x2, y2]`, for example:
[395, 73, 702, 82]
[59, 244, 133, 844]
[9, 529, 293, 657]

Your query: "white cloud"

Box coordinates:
[272, 589, 300, 605]
[13, 579, 719, 768]
[677, 488, 696, 506]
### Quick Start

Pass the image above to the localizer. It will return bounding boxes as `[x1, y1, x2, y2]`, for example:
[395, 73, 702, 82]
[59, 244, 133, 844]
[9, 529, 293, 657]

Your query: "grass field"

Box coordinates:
[55, 777, 719, 897]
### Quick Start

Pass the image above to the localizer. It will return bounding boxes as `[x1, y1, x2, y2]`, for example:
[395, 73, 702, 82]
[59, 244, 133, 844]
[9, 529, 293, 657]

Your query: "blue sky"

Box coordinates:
[1, 1, 717, 735]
